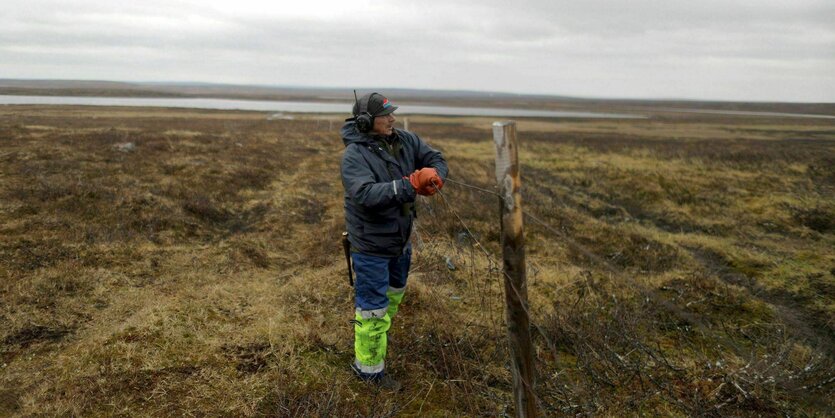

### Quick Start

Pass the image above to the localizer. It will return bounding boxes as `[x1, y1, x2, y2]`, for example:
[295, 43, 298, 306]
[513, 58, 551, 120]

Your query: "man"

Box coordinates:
[340, 92, 448, 389]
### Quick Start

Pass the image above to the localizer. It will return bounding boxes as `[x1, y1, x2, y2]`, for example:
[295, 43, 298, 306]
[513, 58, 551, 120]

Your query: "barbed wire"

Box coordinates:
[423, 176, 694, 414]
[403, 170, 834, 414]
[427, 179, 586, 413]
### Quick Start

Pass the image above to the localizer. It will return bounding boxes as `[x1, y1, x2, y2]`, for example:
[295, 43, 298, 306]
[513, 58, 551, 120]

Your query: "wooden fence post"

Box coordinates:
[493, 121, 536, 417]
[403, 117, 410, 131]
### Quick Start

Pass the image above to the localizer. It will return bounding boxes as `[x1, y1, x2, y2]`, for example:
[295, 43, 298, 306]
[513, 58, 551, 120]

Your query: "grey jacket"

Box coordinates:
[341, 121, 448, 257]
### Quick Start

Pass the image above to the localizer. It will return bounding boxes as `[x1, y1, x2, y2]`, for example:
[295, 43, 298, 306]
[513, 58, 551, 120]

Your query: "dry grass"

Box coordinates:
[1, 105, 833, 416]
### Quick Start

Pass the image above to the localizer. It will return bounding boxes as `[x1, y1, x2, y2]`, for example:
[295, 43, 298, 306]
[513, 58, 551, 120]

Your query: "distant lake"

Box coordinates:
[0, 95, 644, 119]
[646, 107, 835, 120]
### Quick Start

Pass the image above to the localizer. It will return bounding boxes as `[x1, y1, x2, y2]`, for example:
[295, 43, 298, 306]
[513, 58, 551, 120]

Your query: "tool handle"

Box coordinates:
[341, 232, 353, 286]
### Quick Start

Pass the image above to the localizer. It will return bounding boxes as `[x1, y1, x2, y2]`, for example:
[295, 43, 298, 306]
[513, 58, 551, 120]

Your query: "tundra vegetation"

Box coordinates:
[0, 104, 833, 416]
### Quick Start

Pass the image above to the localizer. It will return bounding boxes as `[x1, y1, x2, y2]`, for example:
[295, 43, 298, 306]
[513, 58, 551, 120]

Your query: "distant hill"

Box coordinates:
[1, 79, 833, 115]
[0, 79, 540, 102]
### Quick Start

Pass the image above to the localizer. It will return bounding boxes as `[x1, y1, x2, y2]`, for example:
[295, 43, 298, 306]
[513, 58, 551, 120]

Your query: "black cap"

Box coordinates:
[352, 92, 398, 117]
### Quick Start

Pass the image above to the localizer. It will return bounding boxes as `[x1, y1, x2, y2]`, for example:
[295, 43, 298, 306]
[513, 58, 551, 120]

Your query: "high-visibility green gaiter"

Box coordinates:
[386, 289, 406, 319]
[354, 312, 391, 370]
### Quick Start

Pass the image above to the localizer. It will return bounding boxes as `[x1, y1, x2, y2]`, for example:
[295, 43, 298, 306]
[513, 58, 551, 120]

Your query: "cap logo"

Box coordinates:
[382, 98, 391, 108]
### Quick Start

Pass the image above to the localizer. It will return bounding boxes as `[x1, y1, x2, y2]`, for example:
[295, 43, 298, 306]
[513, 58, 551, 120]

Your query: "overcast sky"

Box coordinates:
[1, 0, 833, 102]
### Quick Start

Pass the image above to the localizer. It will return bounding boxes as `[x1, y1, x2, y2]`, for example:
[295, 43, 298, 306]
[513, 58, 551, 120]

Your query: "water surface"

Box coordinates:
[0, 95, 644, 119]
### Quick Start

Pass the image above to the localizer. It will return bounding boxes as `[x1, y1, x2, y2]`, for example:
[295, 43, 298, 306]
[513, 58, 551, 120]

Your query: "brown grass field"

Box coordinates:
[1, 104, 833, 416]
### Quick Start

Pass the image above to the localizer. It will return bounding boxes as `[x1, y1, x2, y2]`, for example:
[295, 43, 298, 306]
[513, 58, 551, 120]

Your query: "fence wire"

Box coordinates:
[406, 174, 834, 416]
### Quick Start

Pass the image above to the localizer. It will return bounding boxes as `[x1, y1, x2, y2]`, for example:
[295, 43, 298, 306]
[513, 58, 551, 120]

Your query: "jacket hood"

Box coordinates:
[341, 121, 373, 147]
[341, 120, 401, 147]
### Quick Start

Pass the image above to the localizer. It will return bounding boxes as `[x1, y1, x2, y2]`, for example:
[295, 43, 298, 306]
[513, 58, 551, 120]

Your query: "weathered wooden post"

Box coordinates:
[493, 121, 536, 417]
[403, 117, 409, 131]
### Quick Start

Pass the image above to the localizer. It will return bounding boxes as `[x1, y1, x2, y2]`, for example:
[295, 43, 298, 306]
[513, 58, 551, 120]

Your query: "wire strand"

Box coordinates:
[427, 176, 695, 414]
[430, 180, 556, 411]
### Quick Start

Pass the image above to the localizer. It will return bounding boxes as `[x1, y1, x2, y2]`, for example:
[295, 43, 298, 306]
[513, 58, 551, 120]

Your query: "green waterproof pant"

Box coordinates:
[386, 287, 406, 318]
[354, 289, 406, 374]
[354, 312, 391, 373]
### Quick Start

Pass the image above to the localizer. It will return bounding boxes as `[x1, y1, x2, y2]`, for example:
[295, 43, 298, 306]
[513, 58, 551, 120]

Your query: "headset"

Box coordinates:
[346, 90, 378, 133]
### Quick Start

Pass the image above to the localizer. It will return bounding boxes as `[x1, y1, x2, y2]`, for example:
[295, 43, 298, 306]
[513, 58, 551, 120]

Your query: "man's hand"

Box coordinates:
[407, 168, 443, 196]
[425, 168, 443, 193]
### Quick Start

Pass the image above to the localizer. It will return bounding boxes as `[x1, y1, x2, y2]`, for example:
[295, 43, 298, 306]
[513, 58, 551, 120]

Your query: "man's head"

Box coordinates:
[352, 92, 398, 136]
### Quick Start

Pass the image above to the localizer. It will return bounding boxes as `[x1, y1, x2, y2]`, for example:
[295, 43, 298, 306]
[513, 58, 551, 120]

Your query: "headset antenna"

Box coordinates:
[353, 90, 359, 115]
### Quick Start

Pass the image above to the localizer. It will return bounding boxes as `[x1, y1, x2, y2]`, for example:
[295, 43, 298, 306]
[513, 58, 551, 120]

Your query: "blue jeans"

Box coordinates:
[352, 245, 411, 312]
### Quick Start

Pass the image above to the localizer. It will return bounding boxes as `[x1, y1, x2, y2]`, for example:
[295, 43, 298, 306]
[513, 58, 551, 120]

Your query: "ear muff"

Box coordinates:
[355, 112, 373, 133]
[354, 92, 380, 133]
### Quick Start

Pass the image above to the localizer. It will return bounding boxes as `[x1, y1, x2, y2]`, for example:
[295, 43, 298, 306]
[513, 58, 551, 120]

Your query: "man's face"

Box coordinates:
[371, 113, 396, 136]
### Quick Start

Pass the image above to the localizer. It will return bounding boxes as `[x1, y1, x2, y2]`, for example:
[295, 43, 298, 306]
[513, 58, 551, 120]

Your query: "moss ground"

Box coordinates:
[1, 105, 833, 416]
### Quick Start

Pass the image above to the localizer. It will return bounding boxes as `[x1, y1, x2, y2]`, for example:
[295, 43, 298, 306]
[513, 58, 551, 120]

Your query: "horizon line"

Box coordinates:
[0, 77, 833, 105]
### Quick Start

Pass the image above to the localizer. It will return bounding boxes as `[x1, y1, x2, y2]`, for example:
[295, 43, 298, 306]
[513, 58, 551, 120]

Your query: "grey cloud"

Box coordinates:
[0, 0, 832, 101]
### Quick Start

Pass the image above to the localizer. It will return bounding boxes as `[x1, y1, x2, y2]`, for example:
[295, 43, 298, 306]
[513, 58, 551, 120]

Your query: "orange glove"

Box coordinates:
[407, 168, 443, 196]
[425, 168, 443, 192]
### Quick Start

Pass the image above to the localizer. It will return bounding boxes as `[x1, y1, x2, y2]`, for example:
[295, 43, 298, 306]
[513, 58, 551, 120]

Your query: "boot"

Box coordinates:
[377, 374, 402, 391]
[351, 363, 402, 392]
